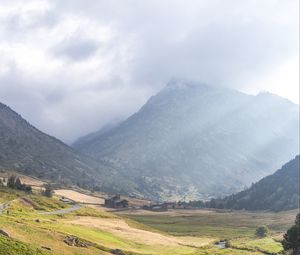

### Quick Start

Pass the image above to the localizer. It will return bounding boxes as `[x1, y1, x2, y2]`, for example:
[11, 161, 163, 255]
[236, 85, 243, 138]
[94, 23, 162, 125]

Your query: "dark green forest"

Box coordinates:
[209, 155, 299, 211]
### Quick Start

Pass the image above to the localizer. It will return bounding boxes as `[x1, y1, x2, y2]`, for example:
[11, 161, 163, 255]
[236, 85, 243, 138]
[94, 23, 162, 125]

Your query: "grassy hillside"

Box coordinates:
[0, 236, 49, 255]
[0, 186, 295, 255]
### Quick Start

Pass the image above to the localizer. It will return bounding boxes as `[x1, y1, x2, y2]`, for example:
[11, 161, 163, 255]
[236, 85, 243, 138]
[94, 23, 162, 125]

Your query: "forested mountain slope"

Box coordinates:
[215, 155, 299, 211]
[0, 102, 134, 193]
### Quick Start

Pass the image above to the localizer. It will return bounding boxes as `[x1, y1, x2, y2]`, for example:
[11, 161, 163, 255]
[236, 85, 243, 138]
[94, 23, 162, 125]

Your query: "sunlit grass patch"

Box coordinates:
[26, 194, 70, 211]
[194, 245, 263, 255]
[0, 187, 22, 203]
[230, 237, 283, 254]
[125, 214, 256, 239]
[0, 235, 49, 255]
[71, 206, 116, 218]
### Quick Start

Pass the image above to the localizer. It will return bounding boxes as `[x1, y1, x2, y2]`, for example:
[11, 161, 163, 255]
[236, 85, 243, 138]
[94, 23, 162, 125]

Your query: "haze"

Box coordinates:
[0, 0, 298, 143]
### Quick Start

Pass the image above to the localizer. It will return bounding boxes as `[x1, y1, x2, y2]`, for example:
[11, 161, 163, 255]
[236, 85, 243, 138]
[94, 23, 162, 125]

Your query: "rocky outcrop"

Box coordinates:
[111, 249, 126, 255]
[63, 235, 89, 247]
[0, 229, 9, 237]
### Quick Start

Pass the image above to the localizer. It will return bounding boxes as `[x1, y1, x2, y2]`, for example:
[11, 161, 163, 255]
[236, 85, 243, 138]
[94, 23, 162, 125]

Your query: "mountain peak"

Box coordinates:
[74, 81, 299, 200]
[255, 91, 298, 106]
[164, 78, 209, 91]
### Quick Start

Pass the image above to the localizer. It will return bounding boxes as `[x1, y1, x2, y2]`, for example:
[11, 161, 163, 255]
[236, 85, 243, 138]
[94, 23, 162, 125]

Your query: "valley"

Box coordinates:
[74, 81, 299, 201]
[0, 181, 296, 255]
[0, 0, 299, 253]
[0, 83, 299, 255]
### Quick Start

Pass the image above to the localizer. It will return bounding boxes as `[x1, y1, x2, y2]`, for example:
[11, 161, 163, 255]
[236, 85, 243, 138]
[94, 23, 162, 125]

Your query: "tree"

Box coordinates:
[282, 213, 300, 254]
[6, 175, 32, 193]
[43, 184, 53, 198]
[295, 213, 300, 225]
[15, 177, 22, 190]
[210, 198, 216, 208]
[7, 175, 17, 188]
[23, 185, 32, 193]
[255, 225, 269, 238]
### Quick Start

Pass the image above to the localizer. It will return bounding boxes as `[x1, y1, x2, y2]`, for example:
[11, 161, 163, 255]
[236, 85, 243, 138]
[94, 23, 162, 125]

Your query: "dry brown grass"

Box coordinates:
[55, 189, 104, 205]
[66, 216, 213, 247]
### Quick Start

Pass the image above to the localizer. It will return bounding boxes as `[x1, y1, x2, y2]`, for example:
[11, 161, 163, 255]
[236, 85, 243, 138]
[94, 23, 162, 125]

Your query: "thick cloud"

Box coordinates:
[52, 35, 99, 61]
[0, 0, 298, 143]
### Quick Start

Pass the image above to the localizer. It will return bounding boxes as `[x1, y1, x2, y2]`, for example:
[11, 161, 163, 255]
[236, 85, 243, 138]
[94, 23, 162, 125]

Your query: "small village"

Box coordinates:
[104, 194, 189, 211]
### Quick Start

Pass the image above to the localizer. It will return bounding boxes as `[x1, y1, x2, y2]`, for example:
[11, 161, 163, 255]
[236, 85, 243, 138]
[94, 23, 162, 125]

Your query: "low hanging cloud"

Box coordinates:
[0, 0, 298, 143]
[52, 36, 100, 61]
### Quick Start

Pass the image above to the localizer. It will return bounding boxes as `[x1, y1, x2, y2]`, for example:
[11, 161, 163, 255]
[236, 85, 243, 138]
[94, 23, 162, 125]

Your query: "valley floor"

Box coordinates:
[0, 187, 296, 255]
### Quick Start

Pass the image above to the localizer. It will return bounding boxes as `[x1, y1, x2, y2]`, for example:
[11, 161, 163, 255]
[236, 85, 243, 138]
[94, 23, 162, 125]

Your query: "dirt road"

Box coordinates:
[38, 204, 82, 215]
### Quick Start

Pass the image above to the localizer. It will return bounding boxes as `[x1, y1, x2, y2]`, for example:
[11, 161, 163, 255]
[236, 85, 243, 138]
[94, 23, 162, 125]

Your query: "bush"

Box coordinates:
[225, 240, 232, 248]
[255, 225, 269, 238]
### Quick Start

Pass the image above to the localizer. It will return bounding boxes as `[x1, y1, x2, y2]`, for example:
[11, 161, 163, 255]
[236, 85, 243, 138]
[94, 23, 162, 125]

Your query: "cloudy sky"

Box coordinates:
[0, 0, 298, 143]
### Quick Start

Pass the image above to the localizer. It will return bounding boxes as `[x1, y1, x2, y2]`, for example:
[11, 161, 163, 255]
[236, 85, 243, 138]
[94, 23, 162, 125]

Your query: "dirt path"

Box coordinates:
[66, 216, 213, 247]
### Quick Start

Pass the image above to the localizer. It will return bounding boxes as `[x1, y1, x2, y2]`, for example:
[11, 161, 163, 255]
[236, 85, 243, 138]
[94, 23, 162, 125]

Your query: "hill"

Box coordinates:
[212, 155, 300, 211]
[0, 102, 133, 193]
[74, 79, 299, 200]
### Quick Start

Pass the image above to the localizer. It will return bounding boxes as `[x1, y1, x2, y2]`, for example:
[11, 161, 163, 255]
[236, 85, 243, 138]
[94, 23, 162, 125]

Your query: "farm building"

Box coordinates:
[104, 195, 129, 208]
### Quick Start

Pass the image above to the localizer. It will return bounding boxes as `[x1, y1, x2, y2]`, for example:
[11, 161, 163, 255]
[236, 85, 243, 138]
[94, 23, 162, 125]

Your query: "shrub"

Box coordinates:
[225, 240, 232, 248]
[255, 225, 269, 238]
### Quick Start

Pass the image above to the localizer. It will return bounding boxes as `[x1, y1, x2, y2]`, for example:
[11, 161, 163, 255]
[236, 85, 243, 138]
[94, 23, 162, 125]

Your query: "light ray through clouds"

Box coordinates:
[0, 0, 298, 143]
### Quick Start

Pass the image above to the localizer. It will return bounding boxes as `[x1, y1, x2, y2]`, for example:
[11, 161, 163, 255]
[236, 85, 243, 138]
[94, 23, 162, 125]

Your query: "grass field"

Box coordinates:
[120, 209, 296, 254]
[121, 209, 295, 238]
[0, 187, 296, 255]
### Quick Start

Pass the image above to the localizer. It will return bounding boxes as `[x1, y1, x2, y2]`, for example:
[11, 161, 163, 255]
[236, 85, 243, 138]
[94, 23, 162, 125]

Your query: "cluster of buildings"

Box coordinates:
[142, 201, 187, 211]
[104, 194, 189, 211]
[104, 194, 129, 208]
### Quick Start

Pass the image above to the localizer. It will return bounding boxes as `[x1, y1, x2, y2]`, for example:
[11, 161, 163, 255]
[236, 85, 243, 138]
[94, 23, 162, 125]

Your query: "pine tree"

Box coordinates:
[295, 213, 300, 225]
[282, 213, 300, 254]
[15, 177, 22, 189]
[7, 175, 17, 188]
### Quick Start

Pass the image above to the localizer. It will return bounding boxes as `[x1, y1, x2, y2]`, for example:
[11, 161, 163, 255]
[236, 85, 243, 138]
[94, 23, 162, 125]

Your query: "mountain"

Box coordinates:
[74, 80, 299, 200]
[74, 121, 121, 148]
[0, 102, 134, 193]
[212, 155, 300, 211]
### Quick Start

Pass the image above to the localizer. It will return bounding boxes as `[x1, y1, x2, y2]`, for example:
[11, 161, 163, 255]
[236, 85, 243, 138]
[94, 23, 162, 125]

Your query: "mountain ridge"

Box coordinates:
[74, 80, 299, 200]
[0, 101, 138, 195]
